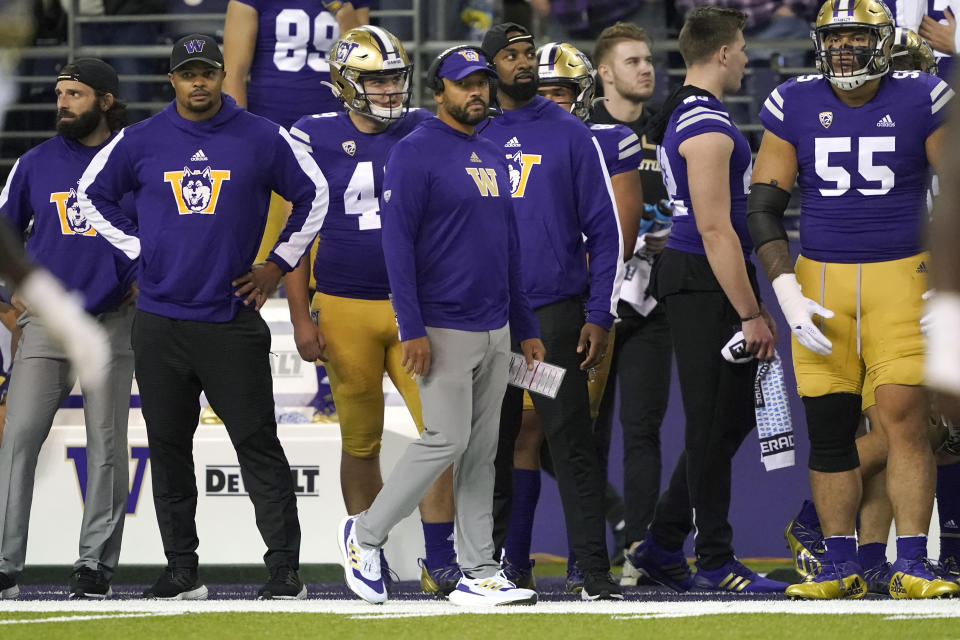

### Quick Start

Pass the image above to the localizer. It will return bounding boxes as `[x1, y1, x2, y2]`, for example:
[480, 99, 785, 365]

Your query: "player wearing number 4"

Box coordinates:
[749, 0, 957, 599]
[285, 27, 460, 598]
[222, 0, 371, 425]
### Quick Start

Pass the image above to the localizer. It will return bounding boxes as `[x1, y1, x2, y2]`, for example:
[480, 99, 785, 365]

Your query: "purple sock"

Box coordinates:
[857, 542, 886, 569]
[938, 464, 960, 561]
[504, 469, 541, 568]
[823, 536, 857, 563]
[797, 499, 821, 529]
[422, 521, 455, 569]
[896, 535, 927, 563]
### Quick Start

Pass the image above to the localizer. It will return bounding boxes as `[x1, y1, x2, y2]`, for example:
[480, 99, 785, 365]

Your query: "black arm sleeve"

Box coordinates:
[746, 182, 791, 250]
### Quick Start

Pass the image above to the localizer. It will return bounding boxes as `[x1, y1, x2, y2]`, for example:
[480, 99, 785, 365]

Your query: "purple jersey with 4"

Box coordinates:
[235, 0, 343, 128]
[589, 123, 643, 176]
[660, 93, 754, 256]
[759, 72, 951, 263]
[290, 108, 431, 299]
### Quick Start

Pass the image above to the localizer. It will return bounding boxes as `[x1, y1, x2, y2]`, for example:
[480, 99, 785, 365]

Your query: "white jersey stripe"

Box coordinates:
[675, 112, 731, 132]
[770, 88, 784, 108]
[763, 98, 785, 122]
[931, 80, 950, 102]
[271, 127, 330, 269]
[677, 105, 729, 123]
[933, 88, 955, 115]
[289, 126, 311, 145]
[77, 130, 142, 260]
[590, 135, 625, 318]
[617, 133, 639, 149]
[0, 158, 20, 210]
[618, 143, 642, 160]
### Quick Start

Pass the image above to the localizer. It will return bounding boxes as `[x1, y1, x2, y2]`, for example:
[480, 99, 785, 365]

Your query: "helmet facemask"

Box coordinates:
[336, 66, 412, 122]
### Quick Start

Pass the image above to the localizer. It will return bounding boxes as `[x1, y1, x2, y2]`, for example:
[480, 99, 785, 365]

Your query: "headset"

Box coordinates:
[425, 45, 502, 118]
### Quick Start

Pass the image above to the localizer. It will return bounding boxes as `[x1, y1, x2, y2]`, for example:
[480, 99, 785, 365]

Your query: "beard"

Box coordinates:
[613, 78, 654, 104]
[447, 98, 489, 126]
[56, 105, 102, 140]
[500, 73, 539, 102]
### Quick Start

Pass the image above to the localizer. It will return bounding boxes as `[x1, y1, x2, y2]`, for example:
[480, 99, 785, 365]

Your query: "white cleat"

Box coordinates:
[337, 515, 387, 604]
[448, 571, 538, 607]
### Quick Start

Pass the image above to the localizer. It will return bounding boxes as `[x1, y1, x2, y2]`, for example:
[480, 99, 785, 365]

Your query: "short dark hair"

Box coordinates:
[593, 22, 652, 67]
[678, 7, 747, 66]
[97, 91, 128, 131]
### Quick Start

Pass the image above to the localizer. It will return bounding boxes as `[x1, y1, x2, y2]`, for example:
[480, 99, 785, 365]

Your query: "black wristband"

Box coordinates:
[740, 311, 762, 322]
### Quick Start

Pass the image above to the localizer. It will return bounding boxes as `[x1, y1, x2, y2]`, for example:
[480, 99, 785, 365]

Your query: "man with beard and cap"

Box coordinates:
[0, 58, 137, 600]
[336, 45, 543, 608]
[78, 34, 328, 601]
[478, 22, 625, 601]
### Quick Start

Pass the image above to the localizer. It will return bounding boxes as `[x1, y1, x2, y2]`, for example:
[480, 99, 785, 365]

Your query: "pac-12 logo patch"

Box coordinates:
[818, 111, 833, 129]
[342, 140, 357, 156]
[383, 189, 392, 203]
[163, 166, 231, 215]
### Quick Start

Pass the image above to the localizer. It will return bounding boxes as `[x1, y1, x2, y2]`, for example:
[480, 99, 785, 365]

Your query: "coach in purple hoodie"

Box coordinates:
[78, 34, 329, 601]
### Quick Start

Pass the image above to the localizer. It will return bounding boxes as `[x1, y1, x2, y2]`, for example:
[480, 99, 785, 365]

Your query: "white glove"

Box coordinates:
[19, 269, 110, 389]
[771, 273, 835, 356]
[921, 289, 935, 338]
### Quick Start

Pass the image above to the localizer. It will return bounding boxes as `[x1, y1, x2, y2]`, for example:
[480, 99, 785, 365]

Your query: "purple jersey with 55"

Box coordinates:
[290, 108, 432, 299]
[235, 0, 342, 128]
[759, 72, 951, 263]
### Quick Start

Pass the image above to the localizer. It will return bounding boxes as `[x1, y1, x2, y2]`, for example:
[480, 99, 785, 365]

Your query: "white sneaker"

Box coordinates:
[337, 515, 387, 604]
[448, 570, 537, 607]
[620, 555, 641, 586]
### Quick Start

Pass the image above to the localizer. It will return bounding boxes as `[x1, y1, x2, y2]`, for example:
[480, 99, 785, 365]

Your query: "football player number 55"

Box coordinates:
[815, 136, 895, 197]
[274, 9, 338, 72]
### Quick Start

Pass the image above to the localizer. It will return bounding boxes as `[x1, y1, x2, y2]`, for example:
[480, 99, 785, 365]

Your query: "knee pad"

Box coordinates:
[804, 393, 862, 472]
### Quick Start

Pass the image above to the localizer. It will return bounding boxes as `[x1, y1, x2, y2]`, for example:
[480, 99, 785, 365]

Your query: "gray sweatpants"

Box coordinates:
[0, 305, 134, 580]
[356, 324, 510, 578]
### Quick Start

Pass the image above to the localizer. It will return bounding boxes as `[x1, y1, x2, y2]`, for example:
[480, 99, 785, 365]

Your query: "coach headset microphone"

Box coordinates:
[426, 45, 504, 126]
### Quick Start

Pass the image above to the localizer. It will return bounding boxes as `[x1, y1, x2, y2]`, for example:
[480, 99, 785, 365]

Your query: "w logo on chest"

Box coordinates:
[465, 167, 499, 197]
[50, 188, 96, 236]
[163, 166, 231, 215]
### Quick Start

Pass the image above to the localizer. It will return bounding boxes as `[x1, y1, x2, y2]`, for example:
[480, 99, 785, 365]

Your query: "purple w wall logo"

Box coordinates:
[184, 39, 205, 54]
[67, 446, 150, 514]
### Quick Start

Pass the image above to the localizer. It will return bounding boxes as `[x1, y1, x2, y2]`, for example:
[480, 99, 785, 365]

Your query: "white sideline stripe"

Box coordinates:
[0, 612, 182, 625]
[4, 599, 960, 617]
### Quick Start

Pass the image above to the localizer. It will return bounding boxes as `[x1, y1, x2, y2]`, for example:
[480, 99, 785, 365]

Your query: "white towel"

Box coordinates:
[755, 352, 795, 471]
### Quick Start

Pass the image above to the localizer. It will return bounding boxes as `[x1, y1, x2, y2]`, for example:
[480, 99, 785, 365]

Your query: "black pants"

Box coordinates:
[493, 297, 610, 576]
[648, 289, 757, 570]
[594, 301, 673, 547]
[132, 309, 301, 570]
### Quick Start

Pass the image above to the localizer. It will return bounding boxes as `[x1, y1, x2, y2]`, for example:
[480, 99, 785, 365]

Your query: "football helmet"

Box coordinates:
[890, 27, 938, 74]
[812, 0, 895, 90]
[327, 25, 412, 122]
[536, 42, 595, 121]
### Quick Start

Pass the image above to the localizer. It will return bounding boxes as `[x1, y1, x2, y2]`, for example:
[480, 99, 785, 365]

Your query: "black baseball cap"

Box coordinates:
[481, 22, 535, 60]
[170, 33, 224, 72]
[56, 58, 119, 96]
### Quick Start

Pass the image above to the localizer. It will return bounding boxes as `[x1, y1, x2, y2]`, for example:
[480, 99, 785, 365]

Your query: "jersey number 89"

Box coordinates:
[273, 8, 339, 73]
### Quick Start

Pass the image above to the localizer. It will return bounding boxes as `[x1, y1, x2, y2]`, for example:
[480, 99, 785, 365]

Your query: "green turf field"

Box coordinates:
[2, 599, 959, 639]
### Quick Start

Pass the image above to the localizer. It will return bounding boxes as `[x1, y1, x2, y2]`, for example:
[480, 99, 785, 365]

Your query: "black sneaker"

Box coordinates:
[257, 567, 306, 600]
[0, 572, 18, 600]
[582, 572, 624, 601]
[70, 567, 112, 599]
[143, 566, 208, 600]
